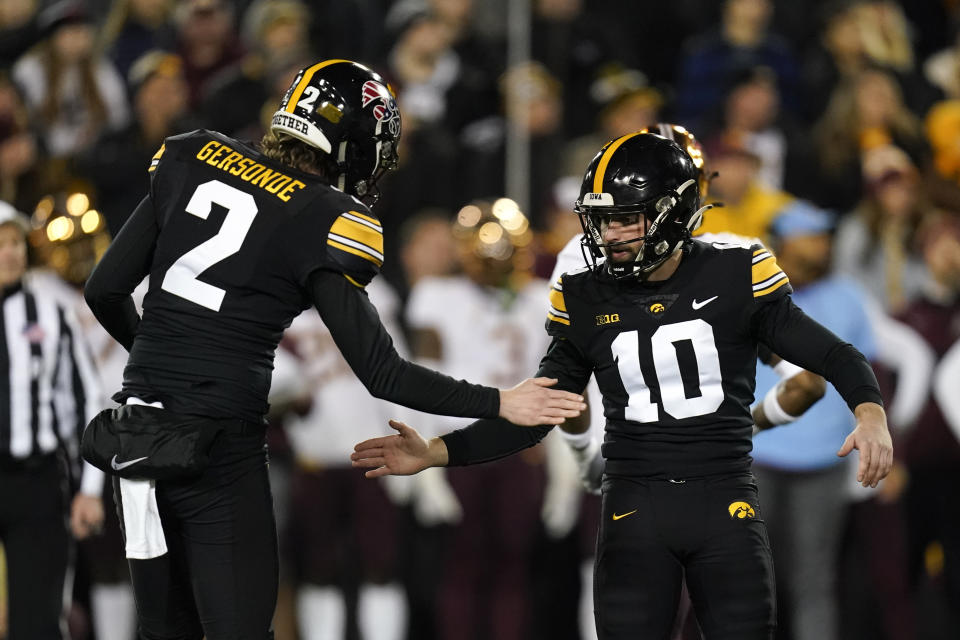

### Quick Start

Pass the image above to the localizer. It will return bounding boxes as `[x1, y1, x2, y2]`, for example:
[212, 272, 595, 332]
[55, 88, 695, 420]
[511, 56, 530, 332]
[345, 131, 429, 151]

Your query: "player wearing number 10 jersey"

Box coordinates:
[351, 133, 894, 640]
[81, 60, 584, 640]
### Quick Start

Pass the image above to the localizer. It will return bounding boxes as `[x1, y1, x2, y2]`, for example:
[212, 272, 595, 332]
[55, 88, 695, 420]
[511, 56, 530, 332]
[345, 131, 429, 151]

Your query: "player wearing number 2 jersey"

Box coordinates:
[82, 60, 584, 640]
[351, 133, 894, 640]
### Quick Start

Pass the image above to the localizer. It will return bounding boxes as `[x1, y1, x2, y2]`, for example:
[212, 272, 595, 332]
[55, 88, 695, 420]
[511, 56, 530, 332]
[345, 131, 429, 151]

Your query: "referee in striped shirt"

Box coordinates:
[0, 200, 105, 639]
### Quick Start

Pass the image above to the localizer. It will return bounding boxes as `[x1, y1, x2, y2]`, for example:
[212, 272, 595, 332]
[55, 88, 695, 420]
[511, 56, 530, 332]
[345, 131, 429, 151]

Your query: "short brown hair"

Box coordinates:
[259, 130, 336, 179]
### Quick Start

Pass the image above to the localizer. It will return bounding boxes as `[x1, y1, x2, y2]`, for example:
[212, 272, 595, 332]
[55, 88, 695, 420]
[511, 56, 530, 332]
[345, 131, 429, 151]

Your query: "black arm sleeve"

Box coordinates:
[309, 269, 499, 418]
[751, 295, 883, 411]
[84, 196, 158, 351]
[441, 335, 593, 466]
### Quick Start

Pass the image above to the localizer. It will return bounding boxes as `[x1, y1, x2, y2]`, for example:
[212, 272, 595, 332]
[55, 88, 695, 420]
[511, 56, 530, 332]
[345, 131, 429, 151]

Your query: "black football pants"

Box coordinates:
[0, 455, 70, 640]
[594, 472, 776, 640]
[115, 422, 277, 640]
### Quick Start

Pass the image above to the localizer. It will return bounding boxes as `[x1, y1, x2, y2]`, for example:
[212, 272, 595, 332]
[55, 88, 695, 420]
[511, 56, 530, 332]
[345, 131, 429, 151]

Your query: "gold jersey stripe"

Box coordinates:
[285, 59, 351, 113]
[346, 210, 381, 227]
[344, 274, 364, 288]
[753, 276, 790, 298]
[547, 312, 571, 326]
[328, 239, 384, 267]
[148, 143, 165, 172]
[751, 255, 783, 285]
[331, 215, 384, 254]
[548, 286, 567, 313]
[593, 132, 643, 193]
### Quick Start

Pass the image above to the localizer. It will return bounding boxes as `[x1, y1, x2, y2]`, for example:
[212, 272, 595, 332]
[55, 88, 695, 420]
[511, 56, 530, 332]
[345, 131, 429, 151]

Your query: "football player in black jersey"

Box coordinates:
[352, 132, 893, 640]
[82, 60, 585, 640]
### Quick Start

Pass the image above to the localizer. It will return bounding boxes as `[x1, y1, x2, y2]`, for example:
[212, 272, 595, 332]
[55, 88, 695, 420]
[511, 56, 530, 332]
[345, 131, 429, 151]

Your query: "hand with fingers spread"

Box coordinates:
[352, 419, 447, 478]
[499, 377, 586, 426]
[837, 402, 893, 488]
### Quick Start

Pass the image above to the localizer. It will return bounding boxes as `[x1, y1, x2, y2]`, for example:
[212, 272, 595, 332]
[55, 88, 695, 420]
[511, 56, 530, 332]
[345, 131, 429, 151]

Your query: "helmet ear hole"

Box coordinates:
[655, 195, 676, 214]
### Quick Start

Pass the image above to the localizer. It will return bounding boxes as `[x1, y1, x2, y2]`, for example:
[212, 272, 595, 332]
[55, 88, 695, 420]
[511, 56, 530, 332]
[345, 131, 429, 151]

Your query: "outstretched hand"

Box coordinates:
[499, 377, 586, 426]
[351, 420, 446, 478]
[837, 402, 893, 488]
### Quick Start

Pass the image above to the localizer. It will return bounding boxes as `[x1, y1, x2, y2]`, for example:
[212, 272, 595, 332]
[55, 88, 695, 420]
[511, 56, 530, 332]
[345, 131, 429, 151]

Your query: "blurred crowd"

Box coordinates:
[1, 0, 959, 639]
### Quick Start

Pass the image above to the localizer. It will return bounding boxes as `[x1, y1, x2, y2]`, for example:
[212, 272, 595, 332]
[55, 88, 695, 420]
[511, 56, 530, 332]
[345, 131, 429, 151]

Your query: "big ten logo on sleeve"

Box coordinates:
[195, 140, 306, 202]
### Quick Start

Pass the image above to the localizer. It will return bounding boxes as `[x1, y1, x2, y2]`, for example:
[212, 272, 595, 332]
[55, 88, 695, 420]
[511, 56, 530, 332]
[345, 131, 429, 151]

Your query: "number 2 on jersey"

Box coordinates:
[611, 319, 724, 420]
[161, 180, 257, 312]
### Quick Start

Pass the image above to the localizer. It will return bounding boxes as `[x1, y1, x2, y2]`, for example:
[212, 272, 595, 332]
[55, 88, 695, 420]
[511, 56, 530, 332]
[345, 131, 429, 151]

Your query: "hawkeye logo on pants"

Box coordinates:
[728, 501, 756, 519]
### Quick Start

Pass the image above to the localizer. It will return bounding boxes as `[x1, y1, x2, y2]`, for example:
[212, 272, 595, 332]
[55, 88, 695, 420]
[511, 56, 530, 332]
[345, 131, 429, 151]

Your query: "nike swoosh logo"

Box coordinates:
[691, 295, 718, 310]
[111, 455, 148, 471]
[612, 509, 638, 521]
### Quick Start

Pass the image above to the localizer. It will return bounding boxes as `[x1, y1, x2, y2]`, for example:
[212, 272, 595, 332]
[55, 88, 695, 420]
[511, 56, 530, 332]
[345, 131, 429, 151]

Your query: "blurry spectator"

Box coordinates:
[808, 68, 928, 212]
[850, 1, 915, 73]
[374, 112, 461, 289]
[0, 0, 42, 69]
[98, 0, 176, 80]
[277, 280, 410, 640]
[752, 200, 876, 640]
[675, 0, 798, 126]
[397, 208, 458, 295]
[404, 201, 560, 640]
[387, 11, 461, 127]
[838, 294, 932, 640]
[458, 61, 565, 227]
[701, 65, 810, 192]
[241, 0, 310, 63]
[536, 176, 583, 277]
[77, 51, 194, 235]
[925, 100, 960, 185]
[173, 0, 244, 108]
[895, 215, 960, 636]
[200, 0, 313, 137]
[386, 6, 498, 136]
[429, 0, 503, 86]
[801, 1, 938, 125]
[0, 72, 42, 212]
[562, 65, 662, 177]
[694, 136, 793, 241]
[531, 0, 632, 138]
[12, 0, 129, 159]
[386, 0, 501, 132]
[833, 145, 933, 312]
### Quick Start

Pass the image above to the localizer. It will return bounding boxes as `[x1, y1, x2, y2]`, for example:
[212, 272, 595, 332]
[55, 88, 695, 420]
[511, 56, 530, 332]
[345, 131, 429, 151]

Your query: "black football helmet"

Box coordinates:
[640, 123, 712, 198]
[574, 132, 712, 279]
[271, 59, 401, 200]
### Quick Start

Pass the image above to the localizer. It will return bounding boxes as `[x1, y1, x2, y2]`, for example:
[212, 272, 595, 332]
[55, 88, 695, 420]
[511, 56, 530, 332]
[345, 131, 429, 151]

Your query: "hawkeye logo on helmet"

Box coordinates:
[361, 80, 400, 135]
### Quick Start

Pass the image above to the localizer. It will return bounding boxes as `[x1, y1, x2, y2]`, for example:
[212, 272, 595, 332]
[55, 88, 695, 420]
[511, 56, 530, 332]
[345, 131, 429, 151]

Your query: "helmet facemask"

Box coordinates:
[336, 130, 400, 206]
[577, 178, 709, 280]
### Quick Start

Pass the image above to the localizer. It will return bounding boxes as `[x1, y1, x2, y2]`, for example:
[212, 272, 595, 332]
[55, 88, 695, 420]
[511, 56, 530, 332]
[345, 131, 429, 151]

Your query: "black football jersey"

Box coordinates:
[121, 129, 385, 421]
[546, 239, 793, 479]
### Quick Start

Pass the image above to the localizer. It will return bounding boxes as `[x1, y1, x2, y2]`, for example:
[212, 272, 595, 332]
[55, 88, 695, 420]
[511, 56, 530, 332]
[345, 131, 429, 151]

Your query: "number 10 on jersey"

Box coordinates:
[611, 319, 725, 421]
